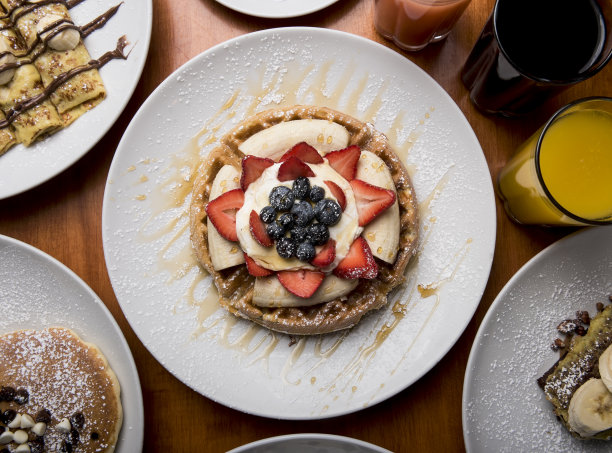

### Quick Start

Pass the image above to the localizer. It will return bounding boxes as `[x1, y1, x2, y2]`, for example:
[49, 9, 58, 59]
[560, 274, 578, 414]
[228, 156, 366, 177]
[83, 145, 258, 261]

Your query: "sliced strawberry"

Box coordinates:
[350, 179, 396, 226]
[311, 239, 336, 268]
[249, 210, 273, 247]
[205, 188, 244, 241]
[324, 180, 346, 211]
[240, 155, 274, 191]
[277, 269, 325, 298]
[333, 237, 378, 279]
[325, 145, 360, 181]
[244, 253, 274, 277]
[279, 142, 324, 164]
[277, 156, 315, 182]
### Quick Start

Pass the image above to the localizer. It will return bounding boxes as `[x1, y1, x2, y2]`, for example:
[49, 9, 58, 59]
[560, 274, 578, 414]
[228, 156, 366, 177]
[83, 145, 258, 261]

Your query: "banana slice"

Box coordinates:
[356, 151, 400, 263]
[568, 378, 612, 438]
[37, 14, 81, 52]
[239, 119, 349, 160]
[0, 39, 16, 86]
[207, 165, 245, 271]
[600, 345, 612, 393]
[253, 275, 358, 308]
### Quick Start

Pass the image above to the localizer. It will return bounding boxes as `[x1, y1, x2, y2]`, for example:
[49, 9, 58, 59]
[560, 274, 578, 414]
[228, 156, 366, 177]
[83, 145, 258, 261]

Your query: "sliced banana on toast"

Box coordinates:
[568, 377, 612, 437]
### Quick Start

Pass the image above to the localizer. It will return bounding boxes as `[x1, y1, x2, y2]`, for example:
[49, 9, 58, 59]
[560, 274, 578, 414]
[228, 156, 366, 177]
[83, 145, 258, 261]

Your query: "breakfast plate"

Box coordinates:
[0, 234, 144, 453]
[215, 0, 340, 18]
[102, 27, 496, 419]
[463, 226, 612, 452]
[0, 0, 152, 200]
[228, 434, 391, 453]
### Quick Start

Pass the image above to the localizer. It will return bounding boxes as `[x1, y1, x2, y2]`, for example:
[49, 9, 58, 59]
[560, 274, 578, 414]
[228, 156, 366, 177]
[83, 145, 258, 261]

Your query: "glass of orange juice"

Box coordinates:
[498, 97, 612, 226]
[374, 0, 472, 51]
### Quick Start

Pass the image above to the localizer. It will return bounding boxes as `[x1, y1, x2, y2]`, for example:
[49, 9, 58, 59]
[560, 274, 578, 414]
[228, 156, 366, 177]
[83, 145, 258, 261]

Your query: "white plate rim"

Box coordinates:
[214, 0, 340, 18]
[103, 26, 497, 420]
[0, 234, 144, 453]
[227, 433, 392, 452]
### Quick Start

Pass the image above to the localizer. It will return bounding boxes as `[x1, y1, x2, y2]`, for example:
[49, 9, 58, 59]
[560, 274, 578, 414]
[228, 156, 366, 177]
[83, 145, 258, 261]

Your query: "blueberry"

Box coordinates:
[292, 176, 311, 199]
[314, 199, 342, 226]
[290, 226, 308, 243]
[277, 213, 294, 231]
[269, 186, 295, 211]
[296, 242, 316, 261]
[276, 237, 297, 259]
[290, 200, 314, 226]
[307, 223, 329, 246]
[309, 185, 325, 202]
[266, 222, 285, 240]
[259, 206, 276, 224]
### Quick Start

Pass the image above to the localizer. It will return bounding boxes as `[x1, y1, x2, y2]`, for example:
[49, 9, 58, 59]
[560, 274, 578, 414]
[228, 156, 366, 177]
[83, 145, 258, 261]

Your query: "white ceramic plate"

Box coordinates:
[0, 0, 152, 200]
[463, 226, 612, 452]
[228, 434, 391, 453]
[0, 235, 144, 453]
[103, 27, 496, 419]
[215, 0, 340, 18]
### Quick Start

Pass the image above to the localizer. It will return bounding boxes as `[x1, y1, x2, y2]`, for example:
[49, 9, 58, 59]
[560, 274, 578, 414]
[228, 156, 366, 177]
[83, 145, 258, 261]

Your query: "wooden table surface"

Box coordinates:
[1, 0, 611, 451]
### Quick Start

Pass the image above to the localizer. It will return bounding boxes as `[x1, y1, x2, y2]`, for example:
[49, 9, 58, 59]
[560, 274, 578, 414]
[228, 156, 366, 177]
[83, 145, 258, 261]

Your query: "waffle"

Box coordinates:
[190, 105, 419, 335]
[0, 327, 123, 452]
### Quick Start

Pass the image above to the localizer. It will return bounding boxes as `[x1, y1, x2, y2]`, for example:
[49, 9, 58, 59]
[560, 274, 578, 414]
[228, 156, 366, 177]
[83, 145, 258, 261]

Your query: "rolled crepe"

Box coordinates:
[0, 109, 16, 155]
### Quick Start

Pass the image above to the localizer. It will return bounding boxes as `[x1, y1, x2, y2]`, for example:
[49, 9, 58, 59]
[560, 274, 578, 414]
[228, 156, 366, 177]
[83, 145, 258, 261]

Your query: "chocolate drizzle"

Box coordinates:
[0, 0, 86, 23]
[0, 35, 129, 128]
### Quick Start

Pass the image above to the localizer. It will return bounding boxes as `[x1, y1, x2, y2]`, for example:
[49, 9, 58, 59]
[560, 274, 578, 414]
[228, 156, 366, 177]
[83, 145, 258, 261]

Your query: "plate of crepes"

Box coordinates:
[215, 0, 340, 18]
[463, 226, 612, 452]
[0, 235, 144, 453]
[0, 0, 152, 200]
[103, 27, 496, 419]
[227, 433, 391, 453]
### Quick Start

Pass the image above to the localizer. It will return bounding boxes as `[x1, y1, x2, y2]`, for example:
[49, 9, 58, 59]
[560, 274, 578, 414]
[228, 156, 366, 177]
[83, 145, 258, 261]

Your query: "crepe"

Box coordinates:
[0, 108, 16, 155]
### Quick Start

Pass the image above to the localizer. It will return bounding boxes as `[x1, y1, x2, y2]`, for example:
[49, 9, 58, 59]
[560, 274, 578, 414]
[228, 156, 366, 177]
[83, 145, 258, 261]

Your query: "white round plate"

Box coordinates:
[103, 27, 496, 419]
[228, 434, 391, 453]
[0, 235, 144, 453]
[463, 226, 612, 452]
[215, 0, 340, 18]
[0, 0, 152, 200]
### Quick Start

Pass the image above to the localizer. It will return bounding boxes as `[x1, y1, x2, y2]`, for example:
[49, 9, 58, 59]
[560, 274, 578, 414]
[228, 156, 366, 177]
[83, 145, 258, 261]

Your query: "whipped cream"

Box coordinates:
[236, 161, 362, 272]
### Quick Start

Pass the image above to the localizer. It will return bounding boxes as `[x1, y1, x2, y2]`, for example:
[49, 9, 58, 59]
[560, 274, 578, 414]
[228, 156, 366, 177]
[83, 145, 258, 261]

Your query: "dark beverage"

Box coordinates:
[461, 0, 612, 116]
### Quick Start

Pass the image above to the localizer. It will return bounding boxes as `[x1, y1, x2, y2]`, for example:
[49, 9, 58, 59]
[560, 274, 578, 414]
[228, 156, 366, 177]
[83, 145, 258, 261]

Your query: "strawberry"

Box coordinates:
[205, 188, 244, 242]
[277, 156, 315, 182]
[311, 239, 336, 268]
[333, 237, 378, 279]
[277, 269, 325, 298]
[279, 142, 324, 164]
[249, 210, 273, 247]
[350, 179, 396, 226]
[324, 180, 346, 211]
[244, 253, 274, 277]
[325, 145, 360, 181]
[240, 155, 274, 191]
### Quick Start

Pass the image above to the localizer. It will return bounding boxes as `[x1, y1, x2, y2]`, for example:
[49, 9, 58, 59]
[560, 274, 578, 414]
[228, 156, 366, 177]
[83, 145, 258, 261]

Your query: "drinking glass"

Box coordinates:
[374, 0, 472, 52]
[461, 0, 612, 116]
[497, 97, 612, 226]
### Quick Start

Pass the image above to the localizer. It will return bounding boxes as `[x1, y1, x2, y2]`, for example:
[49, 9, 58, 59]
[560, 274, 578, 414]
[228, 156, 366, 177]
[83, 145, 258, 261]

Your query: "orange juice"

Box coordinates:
[498, 99, 612, 225]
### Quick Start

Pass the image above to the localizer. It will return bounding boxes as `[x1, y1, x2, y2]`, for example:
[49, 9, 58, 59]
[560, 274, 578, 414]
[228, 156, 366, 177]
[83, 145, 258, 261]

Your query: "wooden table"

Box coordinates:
[1, 0, 610, 451]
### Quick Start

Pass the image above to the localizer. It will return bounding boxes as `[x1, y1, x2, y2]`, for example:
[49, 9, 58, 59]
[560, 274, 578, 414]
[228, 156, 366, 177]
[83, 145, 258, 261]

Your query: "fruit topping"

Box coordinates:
[249, 210, 273, 247]
[350, 179, 396, 226]
[276, 237, 297, 259]
[314, 199, 342, 226]
[277, 156, 315, 182]
[266, 222, 285, 240]
[324, 180, 346, 211]
[290, 200, 315, 226]
[325, 145, 360, 181]
[240, 155, 274, 191]
[205, 188, 244, 242]
[269, 186, 295, 211]
[244, 253, 274, 277]
[279, 142, 324, 164]
[259, 205, 276, 224]
[334, 237, 378, 279]
[277, 269, 325, 298]
[289, 226, 308, 242]
[295, 242, 316, 261]
[292, 176, 311, 199]
[277, 213, 294, 231]
[306, 223, 330, 246]
[308, 185, 325, 202]
[311, 239, 336, 268]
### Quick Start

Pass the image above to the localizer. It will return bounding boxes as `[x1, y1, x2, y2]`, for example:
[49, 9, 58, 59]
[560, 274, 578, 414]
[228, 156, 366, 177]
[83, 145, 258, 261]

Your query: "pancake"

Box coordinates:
[0, 327, 123, 452]
[190, 105, 419, 335]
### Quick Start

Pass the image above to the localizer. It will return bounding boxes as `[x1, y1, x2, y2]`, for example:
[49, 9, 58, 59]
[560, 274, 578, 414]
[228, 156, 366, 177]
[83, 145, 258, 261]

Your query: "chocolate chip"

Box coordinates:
[0, 386, 15, 402]
[35, 409, 51, 424]
[0, 409, 16, 425]
[71, 428, 80, 445]
[597, 302, 605, 312]
[60, 440, 73, 453]
[13, 388, 29, 405]
[576, 310, 590, 325]
[90, 431, 99, 440]
[30, 438, 45, 453]
[70, 412, 84, 430]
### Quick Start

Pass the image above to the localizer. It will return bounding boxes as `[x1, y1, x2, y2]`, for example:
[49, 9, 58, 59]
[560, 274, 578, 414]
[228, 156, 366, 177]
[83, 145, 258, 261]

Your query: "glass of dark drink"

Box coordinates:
[461, 0, 612, 116]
